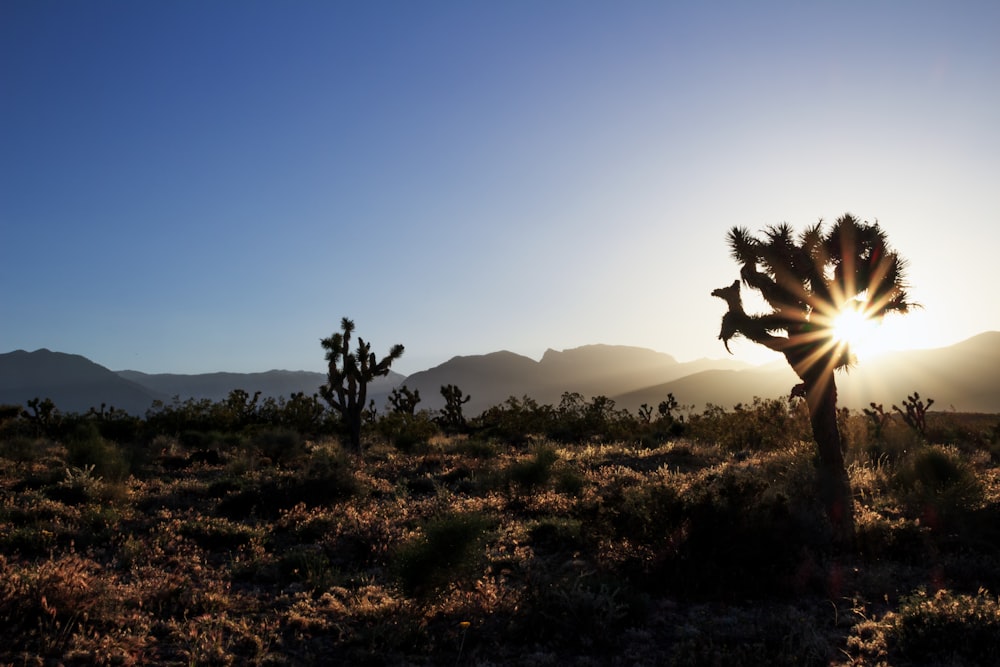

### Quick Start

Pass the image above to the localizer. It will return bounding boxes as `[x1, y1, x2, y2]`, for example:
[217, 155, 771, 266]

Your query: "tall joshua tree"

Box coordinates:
[712, 214, 914, 541]
[320, 317, 404, 454]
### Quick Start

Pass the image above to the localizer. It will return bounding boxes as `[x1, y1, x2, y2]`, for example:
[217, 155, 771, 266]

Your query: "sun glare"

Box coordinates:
[831, 299, 883, 360]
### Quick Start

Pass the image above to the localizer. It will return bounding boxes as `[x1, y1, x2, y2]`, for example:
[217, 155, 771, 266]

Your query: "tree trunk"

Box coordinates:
[803, 370, 854, 544]
[348, 412, 363, 456]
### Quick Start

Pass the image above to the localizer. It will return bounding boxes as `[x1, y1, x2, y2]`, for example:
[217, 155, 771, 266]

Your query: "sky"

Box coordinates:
[2, 1, 999, 376]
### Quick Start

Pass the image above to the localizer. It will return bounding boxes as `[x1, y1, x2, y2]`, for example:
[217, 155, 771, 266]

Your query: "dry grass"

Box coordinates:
[1, 411, 999, 665]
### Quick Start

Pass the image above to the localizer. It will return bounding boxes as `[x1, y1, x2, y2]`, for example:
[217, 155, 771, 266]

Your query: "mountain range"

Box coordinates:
[1, 332, 998, 417]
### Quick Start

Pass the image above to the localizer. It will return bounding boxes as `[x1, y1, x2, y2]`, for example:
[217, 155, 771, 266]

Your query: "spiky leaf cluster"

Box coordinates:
[718, 214, 914, 370]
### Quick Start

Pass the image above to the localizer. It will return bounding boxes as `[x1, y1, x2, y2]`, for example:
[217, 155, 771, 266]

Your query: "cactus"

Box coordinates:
[319, 317, 404, 454]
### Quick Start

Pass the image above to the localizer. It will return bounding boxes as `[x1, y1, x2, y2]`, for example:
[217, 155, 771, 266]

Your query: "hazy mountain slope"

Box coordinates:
[616, 333, 1000, 414]
[399, 351, 546, 415]
[118, 369, 405, 410]
[3, 333, 996, 419]
[0, 349, 164, 415]
[398, 345, 753, 415]
[614, 366, 801, 413]
[837, 332, 1000, 413]
[117, 370, 328, 402]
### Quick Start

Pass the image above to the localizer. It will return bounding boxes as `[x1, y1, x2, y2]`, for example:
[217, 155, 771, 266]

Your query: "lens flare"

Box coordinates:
[831, 299, 882, 359]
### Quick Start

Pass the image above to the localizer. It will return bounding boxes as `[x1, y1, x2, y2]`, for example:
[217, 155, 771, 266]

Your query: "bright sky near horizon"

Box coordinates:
[2, 1, 999, 376]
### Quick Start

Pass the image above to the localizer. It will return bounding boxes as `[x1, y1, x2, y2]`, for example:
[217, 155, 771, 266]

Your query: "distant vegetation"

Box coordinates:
[2, 374, 1000, 664]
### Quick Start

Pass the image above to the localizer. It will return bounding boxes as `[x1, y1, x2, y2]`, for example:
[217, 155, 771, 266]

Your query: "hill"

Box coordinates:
[399, 345, 750, 415]
[0, 349, 165, 415]
[119, 368, 403, 413]
[4, 333, 997, 417]
[616, 332, 1000, 414]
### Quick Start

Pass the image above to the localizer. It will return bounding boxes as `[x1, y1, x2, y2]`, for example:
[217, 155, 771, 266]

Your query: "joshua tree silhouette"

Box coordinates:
[320, 317, 404, 455]
[712, 214, 914, 540]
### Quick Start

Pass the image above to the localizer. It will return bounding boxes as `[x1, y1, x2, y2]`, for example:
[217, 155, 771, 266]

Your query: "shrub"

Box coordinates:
[527, 517, 586, 553]
[217, 447, 361, 519]
[0, 435, 42, 462]
[392, 511, 494, 597]
[687, 398, 811, 452]
[506, 444, 559, 490]
[278, 545, 339, 592]
[377, 412, 439, 453]
[890, 588, 1000, 664]
[665, 466, 826, 599]
[447, 438, 498, 460]
[64, 424, 130, 482]
[892, 445, 983, 526]
[252, 427, 307, 465]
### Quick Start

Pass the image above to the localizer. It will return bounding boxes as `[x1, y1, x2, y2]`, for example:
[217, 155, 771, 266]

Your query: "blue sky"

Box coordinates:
[2, 1, 999, 376]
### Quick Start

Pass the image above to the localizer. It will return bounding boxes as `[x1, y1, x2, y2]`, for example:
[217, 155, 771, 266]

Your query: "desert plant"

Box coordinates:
[252, 427, 307, 465]
[378, 411, 439, 453]
[64, 423, 130, 482]
[892, 445, 982, 526]
[890, 588, 1000, 664]
[437, 384, 471, 433]
[392, 511, 494, 597]
[319, 317, 404, 455]
[21, 397, 59, 436]
[713, 214, 915, 540]
[893, 392, 934, 438]
[506, 443, 559, 490]
[387, 385, 421, 415]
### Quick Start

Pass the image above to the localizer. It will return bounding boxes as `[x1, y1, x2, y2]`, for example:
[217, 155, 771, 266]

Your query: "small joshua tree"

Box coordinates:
[713, 214, 914, 540]
[388, 386, 422, 415]
[319, 317, 404, 454]
[438, 384, 471, 433]
[893, 392, 934, 438]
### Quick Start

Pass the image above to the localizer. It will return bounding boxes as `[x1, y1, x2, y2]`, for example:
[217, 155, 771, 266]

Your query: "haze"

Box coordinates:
[2, 2, 999, 376]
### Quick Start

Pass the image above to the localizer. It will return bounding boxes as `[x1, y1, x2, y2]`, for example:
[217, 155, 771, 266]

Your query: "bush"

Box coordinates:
[890, 588, 1000, 664]
[666, 465, 826, 599]
[252, 427, 307, 465]
[687, 398, 811, 452]
[64, 424, 130, 482]
[892, 445, 983, 526]
[392, 511, 494, 597]
[377, 412, 439, 453]
[506, 444, 558, 490]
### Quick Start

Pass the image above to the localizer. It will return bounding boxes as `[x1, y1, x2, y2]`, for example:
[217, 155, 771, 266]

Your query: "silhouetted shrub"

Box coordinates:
[506, 444, 558, 490]
[890, 588, 1000, 664]
[688, 398, 812, 452]
[893, 445, 982, 526]
[527, 517, 586, 553]
[252, 427, 307, 465]
[278, 546, 338, 592]
[392, 511, 494, 597]
[217, 447, 361, 519]
[661, 466, 826, 599]
[448, 438, 498, 459]
[377, 412, 438, 453]
[474, 395, 554, 445]
[64, 424, 130, 482]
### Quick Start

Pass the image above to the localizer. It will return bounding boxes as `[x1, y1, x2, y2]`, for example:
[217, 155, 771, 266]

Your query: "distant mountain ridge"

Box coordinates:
[0, 349, 165, 415]
[2, 333, 998, 417]
[613, 332, 1000, 415]
[0, 349, 401, 415]
[401, 344, 751, 414]
[401, 335, 1000, 415]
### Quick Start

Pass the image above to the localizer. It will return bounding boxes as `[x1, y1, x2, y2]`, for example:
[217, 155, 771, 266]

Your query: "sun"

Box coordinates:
[830, 299, 883, 359]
